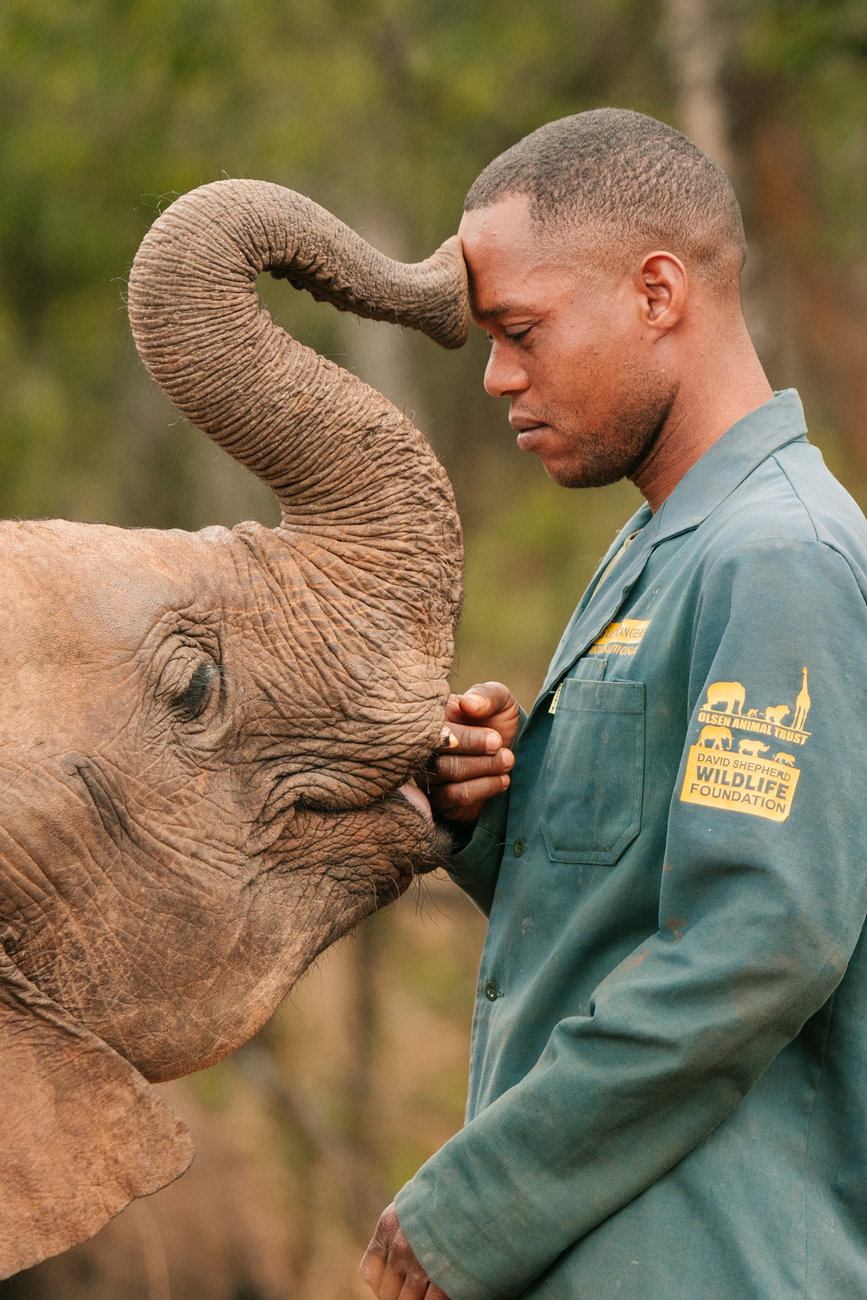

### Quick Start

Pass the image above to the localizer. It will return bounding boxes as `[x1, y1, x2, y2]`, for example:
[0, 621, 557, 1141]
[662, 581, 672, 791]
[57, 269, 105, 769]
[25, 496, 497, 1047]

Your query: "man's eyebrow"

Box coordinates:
[472, 303, 521, 323]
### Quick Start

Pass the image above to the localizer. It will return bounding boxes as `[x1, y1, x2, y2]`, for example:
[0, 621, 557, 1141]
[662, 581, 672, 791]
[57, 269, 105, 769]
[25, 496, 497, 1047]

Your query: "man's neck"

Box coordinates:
[630, 342, 774, 513]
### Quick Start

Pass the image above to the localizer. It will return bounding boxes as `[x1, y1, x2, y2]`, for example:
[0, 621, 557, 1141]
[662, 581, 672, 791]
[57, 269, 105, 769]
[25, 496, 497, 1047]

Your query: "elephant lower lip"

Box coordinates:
[399, 782, 433, 822]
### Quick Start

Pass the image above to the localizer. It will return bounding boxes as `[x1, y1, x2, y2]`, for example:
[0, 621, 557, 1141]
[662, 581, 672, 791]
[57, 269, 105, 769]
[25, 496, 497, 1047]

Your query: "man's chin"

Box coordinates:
[538, 438, 650, 490]
[539, 451, 627, 490]
[516, 427, 623, 488]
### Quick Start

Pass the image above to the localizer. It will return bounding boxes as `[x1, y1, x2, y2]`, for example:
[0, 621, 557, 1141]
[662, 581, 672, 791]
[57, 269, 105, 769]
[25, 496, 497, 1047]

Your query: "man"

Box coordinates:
[361, 109, 867, 1299]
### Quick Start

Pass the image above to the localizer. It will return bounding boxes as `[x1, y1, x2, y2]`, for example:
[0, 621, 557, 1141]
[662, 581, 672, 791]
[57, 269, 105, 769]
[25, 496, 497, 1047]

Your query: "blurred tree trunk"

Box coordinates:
[660, 0, 736, 179]
[661, 0, 786, 396]
[749, 119, 867, 475]
[663, 0, 867, 472]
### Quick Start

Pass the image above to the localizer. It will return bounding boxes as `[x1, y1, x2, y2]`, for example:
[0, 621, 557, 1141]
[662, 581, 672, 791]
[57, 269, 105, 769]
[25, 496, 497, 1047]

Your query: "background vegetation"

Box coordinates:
[0, 1, 865, 1296]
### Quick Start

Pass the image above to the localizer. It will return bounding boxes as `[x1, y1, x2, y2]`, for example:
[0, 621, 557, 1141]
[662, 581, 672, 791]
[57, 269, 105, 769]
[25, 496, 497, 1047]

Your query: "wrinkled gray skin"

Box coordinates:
[0, 180, 466, 1276]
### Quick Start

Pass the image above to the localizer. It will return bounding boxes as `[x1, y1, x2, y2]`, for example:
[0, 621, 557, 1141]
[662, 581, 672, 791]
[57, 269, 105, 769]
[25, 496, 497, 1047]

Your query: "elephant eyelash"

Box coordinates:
[173, 661, 221, 721]
[157, 646, 221, 723]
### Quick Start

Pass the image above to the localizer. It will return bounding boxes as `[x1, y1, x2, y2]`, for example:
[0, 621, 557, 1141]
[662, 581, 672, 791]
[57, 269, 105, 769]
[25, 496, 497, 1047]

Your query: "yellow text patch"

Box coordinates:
[588, 619, 650, 657]
[680, 747, 800, 822]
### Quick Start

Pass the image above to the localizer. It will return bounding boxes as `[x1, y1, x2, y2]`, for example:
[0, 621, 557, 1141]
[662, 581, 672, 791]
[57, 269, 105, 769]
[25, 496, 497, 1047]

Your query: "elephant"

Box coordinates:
[702, 681, 746, 715]
[0, 179, 467, 1278]
[698, 725, 732, 750]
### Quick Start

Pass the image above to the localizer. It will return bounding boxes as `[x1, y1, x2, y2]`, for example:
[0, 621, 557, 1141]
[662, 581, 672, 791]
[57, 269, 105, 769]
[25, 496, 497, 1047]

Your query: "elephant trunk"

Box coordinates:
[127, 179, 466, 622]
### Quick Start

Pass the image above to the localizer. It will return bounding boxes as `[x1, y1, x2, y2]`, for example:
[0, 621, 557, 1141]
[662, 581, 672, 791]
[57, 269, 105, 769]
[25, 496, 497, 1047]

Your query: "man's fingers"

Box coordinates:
[378, 1263, 412, 1300]
[458, 681, 516, 717]
[361, 1204, 444, 1300]
[389, 1264, 432, 1300]
[442, 683, 521, 753]
[431, 773, 511, 821]
[435, 720, 504, 756]
[360, 1204, 398, 1296]
[443, 682, 512, 723]
[360, 1221, 389, 1293]
[425, 745, 515, 821]
[360, 1249, 386, 1294]
[425, 750, 514, 786]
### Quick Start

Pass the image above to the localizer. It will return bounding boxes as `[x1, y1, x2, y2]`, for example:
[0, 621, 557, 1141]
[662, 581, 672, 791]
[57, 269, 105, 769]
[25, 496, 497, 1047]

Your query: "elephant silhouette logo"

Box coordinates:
[764, 705, 790, 725]
[699, 725, 732, 750]
[702, 682, 745, 715]
[738, 738, 769, 757]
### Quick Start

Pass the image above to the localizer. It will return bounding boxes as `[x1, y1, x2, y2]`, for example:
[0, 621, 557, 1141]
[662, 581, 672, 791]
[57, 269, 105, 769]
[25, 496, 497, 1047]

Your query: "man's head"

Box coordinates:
[459, 109, 758, 502]
[465, 108, 746, 291]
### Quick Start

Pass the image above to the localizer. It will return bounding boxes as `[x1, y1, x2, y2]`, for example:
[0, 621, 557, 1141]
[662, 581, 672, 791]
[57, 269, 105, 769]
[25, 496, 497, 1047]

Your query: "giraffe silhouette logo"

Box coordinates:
[793, 667, 811, 731]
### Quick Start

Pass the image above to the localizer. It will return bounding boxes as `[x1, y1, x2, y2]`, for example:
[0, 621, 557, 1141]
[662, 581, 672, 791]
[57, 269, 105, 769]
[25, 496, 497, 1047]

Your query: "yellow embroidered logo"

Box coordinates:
[680, 668, 811, 823]
[588, 618, 650, 658]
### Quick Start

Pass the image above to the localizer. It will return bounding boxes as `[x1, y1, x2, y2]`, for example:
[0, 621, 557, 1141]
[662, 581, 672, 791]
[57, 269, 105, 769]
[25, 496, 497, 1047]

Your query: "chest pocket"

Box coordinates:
[539, 676, 645, 866]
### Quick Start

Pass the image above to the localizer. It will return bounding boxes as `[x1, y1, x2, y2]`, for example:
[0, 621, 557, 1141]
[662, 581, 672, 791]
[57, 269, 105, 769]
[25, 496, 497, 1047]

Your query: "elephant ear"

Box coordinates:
[0, 949, 194, 1279]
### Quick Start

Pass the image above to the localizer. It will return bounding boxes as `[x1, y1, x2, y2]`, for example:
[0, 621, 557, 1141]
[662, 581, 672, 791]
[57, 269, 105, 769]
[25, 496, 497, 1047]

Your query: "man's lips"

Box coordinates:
[509, 414, 550, 452]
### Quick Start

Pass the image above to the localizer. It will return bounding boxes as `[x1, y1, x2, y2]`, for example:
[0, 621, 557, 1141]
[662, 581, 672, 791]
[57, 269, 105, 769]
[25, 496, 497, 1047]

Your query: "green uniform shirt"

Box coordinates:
[396, 391, 867, 1299]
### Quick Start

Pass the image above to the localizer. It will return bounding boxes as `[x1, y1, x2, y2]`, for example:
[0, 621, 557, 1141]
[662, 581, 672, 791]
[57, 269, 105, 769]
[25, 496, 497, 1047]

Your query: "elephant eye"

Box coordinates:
[158, 647, 221, 723]
[176, 661, 220, 719]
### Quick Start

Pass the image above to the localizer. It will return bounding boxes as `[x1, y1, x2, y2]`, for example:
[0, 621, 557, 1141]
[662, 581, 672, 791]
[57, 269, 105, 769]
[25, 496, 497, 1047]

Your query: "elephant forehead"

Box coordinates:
[0, 521, 225, 661]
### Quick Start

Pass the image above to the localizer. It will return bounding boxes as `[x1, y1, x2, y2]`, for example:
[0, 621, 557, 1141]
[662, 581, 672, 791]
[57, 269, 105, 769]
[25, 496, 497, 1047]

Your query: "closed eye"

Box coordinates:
[157, 645, 222, 723]
[177, 661, 220, 719]
[485, 326, 532, 344]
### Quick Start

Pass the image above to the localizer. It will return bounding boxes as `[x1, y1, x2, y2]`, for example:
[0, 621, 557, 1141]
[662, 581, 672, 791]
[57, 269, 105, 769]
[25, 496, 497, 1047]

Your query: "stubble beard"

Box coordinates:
[540, 380, 678, 490]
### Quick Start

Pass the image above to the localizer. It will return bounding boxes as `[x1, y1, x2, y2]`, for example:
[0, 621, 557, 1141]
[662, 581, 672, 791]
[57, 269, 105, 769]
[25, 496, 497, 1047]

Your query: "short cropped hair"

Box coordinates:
[465, 109, 747, 288]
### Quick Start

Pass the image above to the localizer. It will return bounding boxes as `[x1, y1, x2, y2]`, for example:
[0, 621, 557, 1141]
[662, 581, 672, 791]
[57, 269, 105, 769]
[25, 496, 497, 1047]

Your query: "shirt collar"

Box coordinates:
[652, 388, 808, 545]
[534, 389, 808, 702]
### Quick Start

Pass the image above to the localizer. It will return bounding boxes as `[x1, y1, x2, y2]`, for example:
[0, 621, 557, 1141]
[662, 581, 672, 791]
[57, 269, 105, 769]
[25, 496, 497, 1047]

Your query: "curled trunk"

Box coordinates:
[127, 180, 466, 628]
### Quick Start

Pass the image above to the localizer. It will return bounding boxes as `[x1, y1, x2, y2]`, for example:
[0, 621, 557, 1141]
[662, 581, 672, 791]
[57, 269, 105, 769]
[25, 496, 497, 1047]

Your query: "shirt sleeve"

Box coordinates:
[395, 538, 867, 1300]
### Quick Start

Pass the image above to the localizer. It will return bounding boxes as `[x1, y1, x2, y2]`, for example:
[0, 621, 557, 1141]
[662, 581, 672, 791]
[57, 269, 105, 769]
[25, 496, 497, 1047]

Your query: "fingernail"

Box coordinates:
[485, 731, 501, 753]
[441, 726, 459, 748]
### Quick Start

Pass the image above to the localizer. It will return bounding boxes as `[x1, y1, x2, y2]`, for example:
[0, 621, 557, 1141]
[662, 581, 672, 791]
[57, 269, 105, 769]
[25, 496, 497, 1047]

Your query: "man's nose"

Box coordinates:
[484, 342, 530, 398]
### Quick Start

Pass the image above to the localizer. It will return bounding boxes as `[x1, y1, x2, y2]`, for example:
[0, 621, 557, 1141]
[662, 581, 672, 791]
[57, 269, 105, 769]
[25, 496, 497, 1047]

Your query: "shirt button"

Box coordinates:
[484, 981, 502, 1001]
[513, 837, 525, 857]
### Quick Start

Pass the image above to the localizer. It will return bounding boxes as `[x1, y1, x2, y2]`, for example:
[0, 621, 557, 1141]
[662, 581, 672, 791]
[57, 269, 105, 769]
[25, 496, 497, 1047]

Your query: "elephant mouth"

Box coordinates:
[398, 781, 433, 822]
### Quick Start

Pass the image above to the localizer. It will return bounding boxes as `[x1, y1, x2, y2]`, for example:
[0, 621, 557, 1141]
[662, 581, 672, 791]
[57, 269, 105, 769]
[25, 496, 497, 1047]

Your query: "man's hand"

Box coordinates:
[360, 1203, 452, 1300]
[425, 681, 520, 823]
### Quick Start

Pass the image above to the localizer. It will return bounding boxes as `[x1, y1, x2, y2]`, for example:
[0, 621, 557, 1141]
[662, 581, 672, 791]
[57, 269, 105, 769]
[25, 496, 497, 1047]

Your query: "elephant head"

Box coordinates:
[0, 179, 466, 1276]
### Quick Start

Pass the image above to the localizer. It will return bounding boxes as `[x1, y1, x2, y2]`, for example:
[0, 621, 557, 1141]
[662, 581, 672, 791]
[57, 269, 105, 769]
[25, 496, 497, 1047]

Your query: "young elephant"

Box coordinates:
[0, 180, 466, 1277]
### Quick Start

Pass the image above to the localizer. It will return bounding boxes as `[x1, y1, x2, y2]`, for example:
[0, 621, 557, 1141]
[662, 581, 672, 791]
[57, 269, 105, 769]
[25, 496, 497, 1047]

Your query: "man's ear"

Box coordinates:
[0, 949, 194, 1279]
[636, 251, 688, 335]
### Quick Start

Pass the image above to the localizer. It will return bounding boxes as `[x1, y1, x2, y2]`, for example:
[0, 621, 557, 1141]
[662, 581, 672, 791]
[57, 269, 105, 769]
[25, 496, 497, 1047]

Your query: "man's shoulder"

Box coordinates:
[701, 440, 867, 575]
